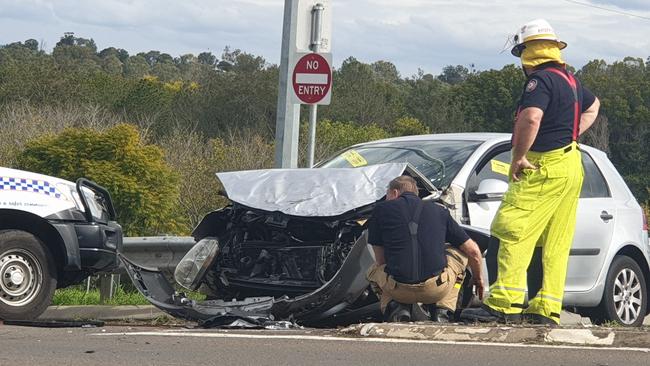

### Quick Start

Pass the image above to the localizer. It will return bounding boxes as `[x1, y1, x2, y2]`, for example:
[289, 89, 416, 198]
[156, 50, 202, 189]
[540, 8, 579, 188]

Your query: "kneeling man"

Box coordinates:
[367, 175, 484, 322]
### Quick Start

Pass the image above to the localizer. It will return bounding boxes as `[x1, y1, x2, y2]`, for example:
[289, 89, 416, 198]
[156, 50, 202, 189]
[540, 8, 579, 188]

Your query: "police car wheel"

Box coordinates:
[0, 230, 58, 320]
[599, 255, 647, 327]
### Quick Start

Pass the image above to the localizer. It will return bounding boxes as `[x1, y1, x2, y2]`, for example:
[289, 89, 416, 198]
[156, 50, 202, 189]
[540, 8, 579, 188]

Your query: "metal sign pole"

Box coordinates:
[306, 3, 324, 168]
[274, 0, 301, 168]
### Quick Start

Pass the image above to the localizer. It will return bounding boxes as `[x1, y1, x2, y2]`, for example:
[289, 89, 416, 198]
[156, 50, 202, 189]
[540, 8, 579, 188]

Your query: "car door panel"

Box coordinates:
[564, 153, 615, 293]
[466, 148, 615, 295]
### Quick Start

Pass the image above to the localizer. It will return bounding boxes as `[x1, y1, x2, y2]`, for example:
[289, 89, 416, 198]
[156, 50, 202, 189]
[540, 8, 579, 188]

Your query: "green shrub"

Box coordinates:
[316, 120, 389, 159]
[17, 123, 181, 236]
[391, 116, 430, 136]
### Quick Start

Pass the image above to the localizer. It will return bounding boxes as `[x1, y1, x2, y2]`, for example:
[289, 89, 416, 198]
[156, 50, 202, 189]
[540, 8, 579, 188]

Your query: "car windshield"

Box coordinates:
[319, 140, 482, 188]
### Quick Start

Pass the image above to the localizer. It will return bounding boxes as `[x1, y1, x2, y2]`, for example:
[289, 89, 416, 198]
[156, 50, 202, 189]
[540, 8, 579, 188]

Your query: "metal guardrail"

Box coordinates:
[95, 236, 195, 302]
[116, 236, 196, 278]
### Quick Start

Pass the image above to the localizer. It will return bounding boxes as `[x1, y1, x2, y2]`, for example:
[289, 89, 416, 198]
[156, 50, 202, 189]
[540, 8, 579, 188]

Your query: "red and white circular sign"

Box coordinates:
[292, 53, 332, 105]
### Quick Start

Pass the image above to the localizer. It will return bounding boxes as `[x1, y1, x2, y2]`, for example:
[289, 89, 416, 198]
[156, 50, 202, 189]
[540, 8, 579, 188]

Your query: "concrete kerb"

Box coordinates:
[38, 305, 650, 349]
[39, 305, 166, 321]
[339, 322, 650, 350]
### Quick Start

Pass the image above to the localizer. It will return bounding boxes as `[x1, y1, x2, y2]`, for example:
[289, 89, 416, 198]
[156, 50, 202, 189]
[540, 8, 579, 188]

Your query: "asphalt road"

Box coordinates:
[1, 325, 648, 366]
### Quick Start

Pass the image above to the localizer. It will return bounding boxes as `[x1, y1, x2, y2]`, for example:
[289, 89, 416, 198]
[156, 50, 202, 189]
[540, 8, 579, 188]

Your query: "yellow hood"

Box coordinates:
[521, 40, 565, 68]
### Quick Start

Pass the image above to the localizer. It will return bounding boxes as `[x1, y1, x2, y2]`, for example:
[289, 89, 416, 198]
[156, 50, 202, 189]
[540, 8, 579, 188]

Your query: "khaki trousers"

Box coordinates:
[367, 247, 468, 313]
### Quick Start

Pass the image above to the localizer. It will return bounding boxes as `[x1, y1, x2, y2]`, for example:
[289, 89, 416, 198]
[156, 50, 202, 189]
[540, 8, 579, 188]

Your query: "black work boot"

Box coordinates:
[426, 304, 452, 323]
[383, 301, 412, 322]
[460, 304, 521, 324]
[522, 313, 559, 327]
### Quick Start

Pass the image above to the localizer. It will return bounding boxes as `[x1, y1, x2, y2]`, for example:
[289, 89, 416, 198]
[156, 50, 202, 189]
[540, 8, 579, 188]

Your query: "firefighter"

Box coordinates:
[461, 19, 600, 325]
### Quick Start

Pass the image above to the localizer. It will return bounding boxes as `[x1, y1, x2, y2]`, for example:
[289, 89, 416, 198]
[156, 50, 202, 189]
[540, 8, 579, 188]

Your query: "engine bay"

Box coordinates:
[201, 204, 370, 298]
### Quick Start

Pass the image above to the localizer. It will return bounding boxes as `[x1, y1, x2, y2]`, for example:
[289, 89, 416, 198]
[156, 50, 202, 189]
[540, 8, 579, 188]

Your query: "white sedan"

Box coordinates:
[321, 133, 649, 326]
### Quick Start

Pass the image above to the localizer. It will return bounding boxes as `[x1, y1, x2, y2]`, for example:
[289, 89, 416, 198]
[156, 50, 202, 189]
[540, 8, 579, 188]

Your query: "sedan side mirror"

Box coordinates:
[470, 179, 509, 202]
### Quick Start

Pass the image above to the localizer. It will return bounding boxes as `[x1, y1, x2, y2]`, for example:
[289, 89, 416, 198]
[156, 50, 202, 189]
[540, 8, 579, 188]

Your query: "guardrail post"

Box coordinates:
[99, 274, 112, 304]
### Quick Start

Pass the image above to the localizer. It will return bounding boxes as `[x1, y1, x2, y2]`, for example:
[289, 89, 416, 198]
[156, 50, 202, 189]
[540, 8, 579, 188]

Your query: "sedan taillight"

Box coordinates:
[643, 209, 648, 231]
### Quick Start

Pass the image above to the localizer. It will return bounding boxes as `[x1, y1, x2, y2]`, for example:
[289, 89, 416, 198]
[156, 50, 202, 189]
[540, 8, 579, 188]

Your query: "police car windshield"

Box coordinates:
[320, 140, 482, 188]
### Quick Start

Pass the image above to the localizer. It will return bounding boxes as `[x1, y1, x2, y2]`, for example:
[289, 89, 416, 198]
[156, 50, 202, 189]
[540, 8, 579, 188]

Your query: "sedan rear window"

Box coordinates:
[320, 140, 482, 188]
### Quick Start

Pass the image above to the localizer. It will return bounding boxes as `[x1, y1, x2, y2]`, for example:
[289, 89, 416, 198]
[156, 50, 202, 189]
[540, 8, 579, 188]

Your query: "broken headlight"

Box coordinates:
[174, 237, 219, 291]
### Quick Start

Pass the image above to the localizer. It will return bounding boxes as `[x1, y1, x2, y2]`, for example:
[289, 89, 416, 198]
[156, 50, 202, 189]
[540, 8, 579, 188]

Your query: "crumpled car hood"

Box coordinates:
[216, 163, 410, 217]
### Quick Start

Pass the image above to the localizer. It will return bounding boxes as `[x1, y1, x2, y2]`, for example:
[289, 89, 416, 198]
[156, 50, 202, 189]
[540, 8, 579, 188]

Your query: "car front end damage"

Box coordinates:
[121, 163, 489, 325]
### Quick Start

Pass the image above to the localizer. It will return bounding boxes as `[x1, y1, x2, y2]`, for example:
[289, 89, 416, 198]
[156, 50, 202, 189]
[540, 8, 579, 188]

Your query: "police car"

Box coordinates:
[0, 167, 122, 320]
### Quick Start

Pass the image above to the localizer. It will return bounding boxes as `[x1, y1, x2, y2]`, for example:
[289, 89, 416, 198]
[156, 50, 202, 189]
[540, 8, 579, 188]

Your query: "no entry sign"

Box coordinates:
[291, 53, 332, 105]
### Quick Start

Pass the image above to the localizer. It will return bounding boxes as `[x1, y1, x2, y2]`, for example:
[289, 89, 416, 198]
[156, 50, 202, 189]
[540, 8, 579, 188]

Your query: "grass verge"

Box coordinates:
[53, 287, 150, 306]
[53, 286, 206, 306]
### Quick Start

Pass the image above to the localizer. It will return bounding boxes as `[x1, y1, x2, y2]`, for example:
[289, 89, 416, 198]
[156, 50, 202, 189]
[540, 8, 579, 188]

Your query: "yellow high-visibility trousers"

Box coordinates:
[484, 142, 584, 323]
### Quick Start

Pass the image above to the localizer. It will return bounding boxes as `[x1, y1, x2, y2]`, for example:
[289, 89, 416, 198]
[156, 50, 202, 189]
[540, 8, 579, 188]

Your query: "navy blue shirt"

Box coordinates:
[518, 63, 596, 152]
[368, 192, 469, 284]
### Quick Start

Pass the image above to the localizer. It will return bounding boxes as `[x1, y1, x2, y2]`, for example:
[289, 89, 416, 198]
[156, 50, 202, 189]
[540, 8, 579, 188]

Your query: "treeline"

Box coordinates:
[0, 34, 648, 234]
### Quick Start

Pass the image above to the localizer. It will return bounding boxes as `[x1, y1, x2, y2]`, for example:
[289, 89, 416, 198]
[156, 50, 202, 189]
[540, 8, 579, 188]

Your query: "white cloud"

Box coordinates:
[0, 0, 648, 75]
[591, 0, 650, 11]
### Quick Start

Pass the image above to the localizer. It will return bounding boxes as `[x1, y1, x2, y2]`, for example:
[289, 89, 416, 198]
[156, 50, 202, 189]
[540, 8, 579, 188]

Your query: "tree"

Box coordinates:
[99, 47, 128, 62]
[16, 124, 181, 236]
[321, 57, 406, 127]
[372, 60, 400, 83]
[315, 120, 389, 159]
[152, 62, 180, 81]
[198, 52, 217, 66]
[52, 33, 100, 71]
[578, 58, 650, 203]
[101, 55, 123, 75]
[141, 51, 161, 67]
[124, 55, 150, 77]
[404, 70, 463, 133]
[438, 65, 471, 85]
[452, 64, 524, 132]
[55, 33, 97, 52]
[221, 47, 266, 73]
[24, 39, 39, 52]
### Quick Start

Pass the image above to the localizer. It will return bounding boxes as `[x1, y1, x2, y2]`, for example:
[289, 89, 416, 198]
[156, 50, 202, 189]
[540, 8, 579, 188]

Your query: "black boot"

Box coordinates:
[426, 304, 452, 323]
[384, 300, 412, 322]
[460, 304, 521, 324]
[522, 313, 558, 327]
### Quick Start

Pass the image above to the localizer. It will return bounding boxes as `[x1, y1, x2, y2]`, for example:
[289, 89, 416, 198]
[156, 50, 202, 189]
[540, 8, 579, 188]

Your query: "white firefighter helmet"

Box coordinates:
[511, 19, 567, 57]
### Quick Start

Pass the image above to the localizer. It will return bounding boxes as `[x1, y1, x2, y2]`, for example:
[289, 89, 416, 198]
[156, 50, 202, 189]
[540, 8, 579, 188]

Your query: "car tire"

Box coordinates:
[597, 255, 648, 326]
[0, 230, 58, 320]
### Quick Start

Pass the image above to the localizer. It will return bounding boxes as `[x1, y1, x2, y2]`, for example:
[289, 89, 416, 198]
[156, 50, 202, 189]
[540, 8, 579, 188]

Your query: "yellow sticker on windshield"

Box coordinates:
[491, 160, 510, 176]
[342, 150, 368, 167]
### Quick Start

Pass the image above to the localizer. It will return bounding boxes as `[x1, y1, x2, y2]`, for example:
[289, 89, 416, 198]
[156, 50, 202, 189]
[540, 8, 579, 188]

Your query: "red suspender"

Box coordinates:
[544, 68, 580, 141]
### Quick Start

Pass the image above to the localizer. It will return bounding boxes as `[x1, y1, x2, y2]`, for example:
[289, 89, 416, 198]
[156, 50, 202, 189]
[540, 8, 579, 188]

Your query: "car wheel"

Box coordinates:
[0, 230, 57, 320]
[598, 255, 647, 326]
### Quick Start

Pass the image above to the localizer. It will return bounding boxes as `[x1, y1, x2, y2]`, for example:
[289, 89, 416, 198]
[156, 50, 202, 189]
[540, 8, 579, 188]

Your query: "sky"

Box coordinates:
[0, 0, 649, 76]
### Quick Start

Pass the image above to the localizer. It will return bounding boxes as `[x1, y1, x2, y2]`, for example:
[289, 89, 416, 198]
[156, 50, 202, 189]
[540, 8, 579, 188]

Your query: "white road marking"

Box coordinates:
[296, 73, 328, 84]
[93, 331, 650, 353]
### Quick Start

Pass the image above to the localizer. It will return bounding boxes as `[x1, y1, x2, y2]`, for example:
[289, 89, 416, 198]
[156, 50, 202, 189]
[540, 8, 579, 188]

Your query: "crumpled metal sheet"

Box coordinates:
[216, 163, 408, 217]
[198, 315, 301, 330]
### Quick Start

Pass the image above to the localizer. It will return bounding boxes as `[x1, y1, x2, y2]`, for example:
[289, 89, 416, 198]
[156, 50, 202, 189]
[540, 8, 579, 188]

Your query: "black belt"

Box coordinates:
[397, 268, 444, 285]
[531, 144, 579, 154]
[563, 144, 579, 153]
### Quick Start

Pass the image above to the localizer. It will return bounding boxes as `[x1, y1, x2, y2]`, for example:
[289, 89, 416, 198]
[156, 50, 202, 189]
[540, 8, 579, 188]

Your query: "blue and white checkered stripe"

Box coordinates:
[0, 176, 62, 199]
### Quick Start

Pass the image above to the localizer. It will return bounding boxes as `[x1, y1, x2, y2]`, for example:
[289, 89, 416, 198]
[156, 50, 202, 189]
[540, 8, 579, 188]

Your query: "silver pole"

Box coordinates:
[307, 3, 325, 168]
[307, 104, 318, 167]
[274, 0, 301, 168]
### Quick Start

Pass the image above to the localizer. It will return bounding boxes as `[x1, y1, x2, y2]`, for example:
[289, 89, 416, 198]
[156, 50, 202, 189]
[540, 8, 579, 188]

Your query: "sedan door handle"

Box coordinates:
[600, 211, 614, 222]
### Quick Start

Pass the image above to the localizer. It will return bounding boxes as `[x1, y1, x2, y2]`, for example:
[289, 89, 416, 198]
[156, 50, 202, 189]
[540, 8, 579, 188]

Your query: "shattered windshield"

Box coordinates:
[320, 140, 482, 188]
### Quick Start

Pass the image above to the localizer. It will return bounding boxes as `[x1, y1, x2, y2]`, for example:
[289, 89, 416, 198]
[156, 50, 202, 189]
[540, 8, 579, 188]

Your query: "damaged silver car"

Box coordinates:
[122, 144, 489, 326]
